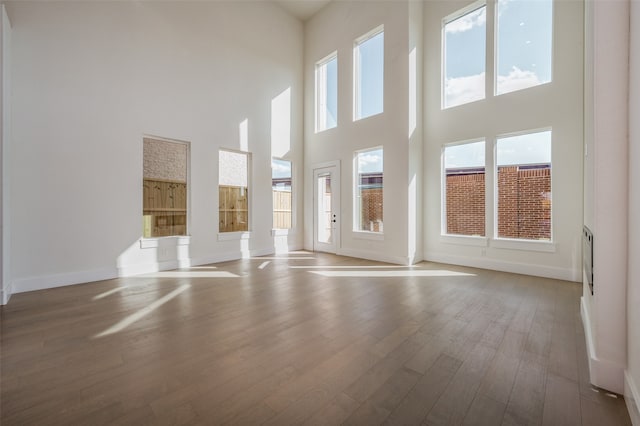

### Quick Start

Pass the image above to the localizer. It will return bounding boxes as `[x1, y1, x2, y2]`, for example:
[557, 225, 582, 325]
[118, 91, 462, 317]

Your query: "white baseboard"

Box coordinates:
[423, 251, 580, 282]
[1, 282, 11, 305]
[13, 267, 118, 294]
[625, 370, 640, 426]
[337, 247, 411, 265]
[580, 297, 625, 394]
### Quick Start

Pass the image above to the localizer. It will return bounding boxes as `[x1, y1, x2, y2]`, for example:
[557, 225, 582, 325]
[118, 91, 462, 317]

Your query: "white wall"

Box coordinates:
[423, 0, 584, 282]
[582, 0, 629, 395]
[626, 1, 640, 422]
[5, 1, 304, 293]
[0, 4, 3, 304]
[408, 0, 424, 264]
[1, 4, 11, 305]
[304, 1, 421, 265]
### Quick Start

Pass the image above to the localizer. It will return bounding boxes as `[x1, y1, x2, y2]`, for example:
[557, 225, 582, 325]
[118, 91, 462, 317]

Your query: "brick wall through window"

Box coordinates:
[446, 171, 485, 236]
[445, 164, 551, 240]
[497, 165, 551, 240]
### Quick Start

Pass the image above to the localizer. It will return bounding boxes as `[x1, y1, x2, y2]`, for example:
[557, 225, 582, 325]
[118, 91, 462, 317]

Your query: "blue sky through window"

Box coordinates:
[496, 0, 553, 94]
[272, 158, 291, 179]
[444, 5, 486, 108]
[497, 130, 551, 166]
[358, 148, 383, 174]
[316, 54, 337, 132]
[326, 58, 337, 127]
[445, 141, 485, 169]
[356, 30, 384, 119]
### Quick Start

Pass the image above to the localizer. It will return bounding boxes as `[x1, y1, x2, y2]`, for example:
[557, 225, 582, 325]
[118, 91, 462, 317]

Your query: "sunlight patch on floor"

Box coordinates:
[138, 271, 240, 278]
[290, 265, 420, 269]
[93, 284, 191, 338]
[308, 270, 475, 278]
[93, 287, 128, 301]
[249, 256, 316, 260]
[258, 261, 271, 270]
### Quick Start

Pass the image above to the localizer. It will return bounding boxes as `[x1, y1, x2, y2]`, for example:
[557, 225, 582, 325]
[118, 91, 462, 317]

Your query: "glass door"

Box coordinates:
[313, 164, 340, 253]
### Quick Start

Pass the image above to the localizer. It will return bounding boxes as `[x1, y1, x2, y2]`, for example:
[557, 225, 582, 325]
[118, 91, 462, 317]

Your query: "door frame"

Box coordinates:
[312, 160, 340, 254]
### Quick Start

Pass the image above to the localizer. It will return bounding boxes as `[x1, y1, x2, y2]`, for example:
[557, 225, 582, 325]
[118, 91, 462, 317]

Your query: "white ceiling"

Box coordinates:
[275, 0, 331, 21]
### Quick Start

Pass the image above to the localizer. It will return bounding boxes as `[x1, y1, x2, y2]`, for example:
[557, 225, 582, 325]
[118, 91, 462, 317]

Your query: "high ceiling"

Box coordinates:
[274, 0, 331, 21]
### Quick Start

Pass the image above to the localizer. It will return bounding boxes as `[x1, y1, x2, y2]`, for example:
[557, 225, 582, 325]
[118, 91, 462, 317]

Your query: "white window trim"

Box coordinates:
[353, 25, 384, 121]
[493, 128, 553, 243]
[353, 146, 384, 235]
[441, 0, 487, 110]
[142, 135, 191, 240]
[491, 238, 556, 252]
[494, 0, 554, 96]
[272, 157, 295, 231]
[315, 51, 337, 133]
[440, 234, 488, 246]
[441, 138, 486, 236]
[218, 148, 252, 235]
[140, 235, 191, 249]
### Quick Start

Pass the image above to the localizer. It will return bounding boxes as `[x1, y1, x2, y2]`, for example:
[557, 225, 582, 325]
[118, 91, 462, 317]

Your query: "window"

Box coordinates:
[496, 0, 552, 95]
[443, 3, 486, 109]
[142, 138, 188, 238]
[315, 53, 338, 132]
[354, 148, 383, 232]
[443, 141, 486, 236]
[496, 130, 551, 240]
[219, 150, 250, 233]
[354, 26, 384, 120]
[272, 159, 292, 229]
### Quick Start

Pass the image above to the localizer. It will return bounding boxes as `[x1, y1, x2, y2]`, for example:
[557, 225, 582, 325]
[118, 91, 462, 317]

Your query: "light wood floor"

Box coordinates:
[0, 253, 632, 425]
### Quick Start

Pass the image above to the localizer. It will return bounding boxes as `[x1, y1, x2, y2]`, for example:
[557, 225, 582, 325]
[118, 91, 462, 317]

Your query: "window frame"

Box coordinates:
[271, 157, 294, 232]
[315, 51, 338, 133]
[493, 127, 553, 244]
[218, 148, 252, 237]
[353, 25, 385, 121]
[353, 146, 384, 238]
[141, 136, 191, 241]
[441, 138, 487, 238]
[494, 0, 554, 97]
[441, 0, 487, 110]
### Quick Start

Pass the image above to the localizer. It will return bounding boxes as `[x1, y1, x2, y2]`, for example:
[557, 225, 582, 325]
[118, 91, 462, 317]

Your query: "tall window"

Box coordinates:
[443, 3, 486, 108]
[219, 150, 250, 233]
[355, 148, 383, 232]
[272, 159, 292, 229]
[315, 53, 338, 132]
[142, 138, 188, 238]
[496, 130, 551, 240]
[496, 0, 553, 95]
[443, 141, 486, 236]
[354, 26, 384, 120]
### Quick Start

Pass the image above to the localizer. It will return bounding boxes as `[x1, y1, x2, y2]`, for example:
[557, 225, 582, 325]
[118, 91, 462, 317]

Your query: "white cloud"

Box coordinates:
[445, 7, 486, 34]
[444, 72, 485, 108]
[497, 66, 544, 95]
[272, 162, 290, 174]
[272, 160, 291, 179]
[496, 0, 514, 18]
[358, 154, 380, 166]
[358, 151, 383, 173]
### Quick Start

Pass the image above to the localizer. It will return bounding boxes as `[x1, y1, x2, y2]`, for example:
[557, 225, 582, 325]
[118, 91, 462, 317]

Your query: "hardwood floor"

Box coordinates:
[0, 253, 632, 425]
